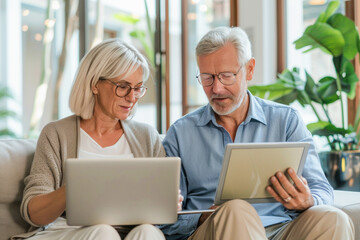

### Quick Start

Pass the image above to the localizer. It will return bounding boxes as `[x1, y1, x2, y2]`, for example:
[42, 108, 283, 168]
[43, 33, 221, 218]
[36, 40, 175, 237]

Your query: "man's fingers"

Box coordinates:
[287, 168, 307, 193]
[270, 172, 295, 200]
[266, 185, 288, 205]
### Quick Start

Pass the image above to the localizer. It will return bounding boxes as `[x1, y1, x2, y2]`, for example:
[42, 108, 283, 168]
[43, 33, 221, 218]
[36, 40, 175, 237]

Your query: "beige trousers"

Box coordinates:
[269, 205, 354, 240]
[26, 218, 165, 240]
[188, 200, 354, 240]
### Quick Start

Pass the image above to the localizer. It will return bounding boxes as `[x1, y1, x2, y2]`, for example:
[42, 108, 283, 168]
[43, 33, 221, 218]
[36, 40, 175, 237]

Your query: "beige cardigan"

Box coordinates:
[14, 115, 165, 238]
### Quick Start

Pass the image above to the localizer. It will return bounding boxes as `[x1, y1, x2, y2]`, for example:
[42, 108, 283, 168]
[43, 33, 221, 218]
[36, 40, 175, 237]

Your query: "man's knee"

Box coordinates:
[132, 224, 163, 236]
[309, 205, 351, 221]
[220, 199, 255, 213]
[214, 199, 259, 222]
[126, 224, 165, 240]
[308, 205, 354, 232]
[87, 224, 120, 239]
[195, 200, 266, 239]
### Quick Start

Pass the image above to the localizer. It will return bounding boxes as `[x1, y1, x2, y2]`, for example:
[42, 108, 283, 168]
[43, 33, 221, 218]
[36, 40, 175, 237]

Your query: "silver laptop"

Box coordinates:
[179, 142, 310, 214]
[65, 157, 180, 226]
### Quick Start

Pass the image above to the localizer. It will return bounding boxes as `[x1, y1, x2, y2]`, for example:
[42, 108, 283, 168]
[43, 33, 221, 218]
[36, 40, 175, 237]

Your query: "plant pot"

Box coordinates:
[319, 151, 360, 191]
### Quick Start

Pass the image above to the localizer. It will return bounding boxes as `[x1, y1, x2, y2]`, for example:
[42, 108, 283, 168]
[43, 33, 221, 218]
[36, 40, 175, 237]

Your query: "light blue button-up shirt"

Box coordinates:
[159, 92, 333, 240]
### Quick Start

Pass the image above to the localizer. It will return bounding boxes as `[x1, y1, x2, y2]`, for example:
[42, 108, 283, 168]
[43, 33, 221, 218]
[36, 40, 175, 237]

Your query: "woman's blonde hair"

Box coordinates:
[69, 38, 151, 119]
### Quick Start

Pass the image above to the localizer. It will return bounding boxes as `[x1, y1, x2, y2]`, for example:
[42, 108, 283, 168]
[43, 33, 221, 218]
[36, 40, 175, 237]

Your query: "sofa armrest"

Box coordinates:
[334, 190, 360, 240]
[0, 139, 37, 240]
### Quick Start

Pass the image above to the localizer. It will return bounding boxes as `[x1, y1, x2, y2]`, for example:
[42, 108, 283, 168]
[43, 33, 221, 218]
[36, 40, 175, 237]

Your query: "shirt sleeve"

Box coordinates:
[158, 125, 201, 238]
[286, 109, 334, 206]
[158, 213, 200, 238]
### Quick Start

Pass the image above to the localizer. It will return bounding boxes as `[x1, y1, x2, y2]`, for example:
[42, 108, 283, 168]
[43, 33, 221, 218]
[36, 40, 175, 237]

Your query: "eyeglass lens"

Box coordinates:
[115, 84, 147, 98]
[198, 72, 237, 86]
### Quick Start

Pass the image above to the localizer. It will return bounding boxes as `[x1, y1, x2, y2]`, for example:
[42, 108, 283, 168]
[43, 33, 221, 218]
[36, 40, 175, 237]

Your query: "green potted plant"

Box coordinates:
[0, 86, 17, 138]
[249, 0, 360, 190]
[113, 0, 154, 66]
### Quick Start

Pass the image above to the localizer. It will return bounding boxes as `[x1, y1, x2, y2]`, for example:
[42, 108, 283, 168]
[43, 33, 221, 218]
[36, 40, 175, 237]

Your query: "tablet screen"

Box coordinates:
[215, 142, 310, 204]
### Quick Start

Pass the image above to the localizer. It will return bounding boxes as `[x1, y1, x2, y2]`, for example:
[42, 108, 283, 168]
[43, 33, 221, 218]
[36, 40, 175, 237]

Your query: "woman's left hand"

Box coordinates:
[178, 190, 184, 211]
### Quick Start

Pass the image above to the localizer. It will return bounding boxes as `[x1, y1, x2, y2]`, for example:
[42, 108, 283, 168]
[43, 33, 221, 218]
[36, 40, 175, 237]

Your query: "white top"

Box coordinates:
[78, 128, 134, 159]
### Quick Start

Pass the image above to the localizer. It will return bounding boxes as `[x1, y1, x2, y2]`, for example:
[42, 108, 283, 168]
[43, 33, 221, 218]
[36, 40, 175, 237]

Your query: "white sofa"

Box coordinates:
[1, 139, 360, 240]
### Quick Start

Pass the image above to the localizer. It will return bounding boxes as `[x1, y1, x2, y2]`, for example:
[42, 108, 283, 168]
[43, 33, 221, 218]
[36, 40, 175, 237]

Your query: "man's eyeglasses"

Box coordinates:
[100, 78, 147, 98]
[196, 67, 242, 87]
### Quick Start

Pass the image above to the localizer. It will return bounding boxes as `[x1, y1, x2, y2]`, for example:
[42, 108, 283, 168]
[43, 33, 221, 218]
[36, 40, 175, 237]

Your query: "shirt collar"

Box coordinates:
[196, 90, 267, 127]
[197, 103, 217, 127]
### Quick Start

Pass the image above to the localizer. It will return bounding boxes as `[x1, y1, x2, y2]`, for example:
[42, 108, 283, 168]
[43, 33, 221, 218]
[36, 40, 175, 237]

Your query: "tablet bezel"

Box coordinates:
[214, 142, 310, 204]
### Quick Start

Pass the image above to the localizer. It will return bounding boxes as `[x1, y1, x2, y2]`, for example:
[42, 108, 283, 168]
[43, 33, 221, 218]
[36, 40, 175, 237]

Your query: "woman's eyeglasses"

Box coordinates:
[100, 78, 147, 99]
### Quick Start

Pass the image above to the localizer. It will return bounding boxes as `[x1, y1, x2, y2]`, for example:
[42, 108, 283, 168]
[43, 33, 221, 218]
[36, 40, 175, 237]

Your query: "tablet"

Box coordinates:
[214, 142, 310, 204]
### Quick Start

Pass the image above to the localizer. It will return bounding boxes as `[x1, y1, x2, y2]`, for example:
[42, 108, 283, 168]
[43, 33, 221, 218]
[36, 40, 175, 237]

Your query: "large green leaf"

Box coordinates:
[129, 30, 145, 38]
[294, 22, 345, 56]
[307, 121, 330, 134]
[304, 71, 322, 103]
[358, 32, 360, 53]
[277, 70, 296, 86]
[264, 69, 309, 106]
[0, 129, 16, 137]
[248, 83, 293, 100]
[327, 13, 360, 60]
[248, 85, 267, 99]
[249, 68, 305, 101]
[0, 110, 16, 118]
[332, 54, 343, 73]
[333, 56, 359, 99]
[273, 90, 299, 105]
[0, 87, 12, 99]
[296, 91, 312, 107]
[317, 76, 338, 104]
[316, 0, 340, 23]
[277, 69, 304, 89]
[279, 70, 312, 106]
[129, 30, 153, 63]
[307, 121, 352, 137]
[341, 60, 359, 99]
[113, 13, 140, 24]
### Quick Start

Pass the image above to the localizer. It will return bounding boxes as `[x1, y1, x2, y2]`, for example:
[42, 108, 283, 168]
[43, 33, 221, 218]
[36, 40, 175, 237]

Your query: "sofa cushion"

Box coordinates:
[0, 139, 36, 239]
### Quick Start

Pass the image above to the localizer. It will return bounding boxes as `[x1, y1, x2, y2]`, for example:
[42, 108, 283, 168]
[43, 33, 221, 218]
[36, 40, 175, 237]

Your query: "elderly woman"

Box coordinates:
[13, 39, 173, 240]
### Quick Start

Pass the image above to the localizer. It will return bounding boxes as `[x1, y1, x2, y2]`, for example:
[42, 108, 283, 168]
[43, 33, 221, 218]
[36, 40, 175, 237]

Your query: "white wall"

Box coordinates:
[286, 0, 304, 71]
[239, 0, 277, 85]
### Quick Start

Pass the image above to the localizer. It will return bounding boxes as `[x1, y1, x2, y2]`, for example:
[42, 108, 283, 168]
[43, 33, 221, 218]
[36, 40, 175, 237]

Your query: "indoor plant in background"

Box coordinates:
[249, 0, 360, 190]
[0, 86, 17, 138]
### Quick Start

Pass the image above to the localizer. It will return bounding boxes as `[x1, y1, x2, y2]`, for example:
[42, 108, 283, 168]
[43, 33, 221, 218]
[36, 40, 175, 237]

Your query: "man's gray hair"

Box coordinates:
[69, 38, 151, 119]
[196, 26, 252, 66]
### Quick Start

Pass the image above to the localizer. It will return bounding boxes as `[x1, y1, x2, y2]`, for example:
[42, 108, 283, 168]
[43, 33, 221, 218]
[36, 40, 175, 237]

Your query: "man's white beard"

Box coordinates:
[211, 92, 246, 116]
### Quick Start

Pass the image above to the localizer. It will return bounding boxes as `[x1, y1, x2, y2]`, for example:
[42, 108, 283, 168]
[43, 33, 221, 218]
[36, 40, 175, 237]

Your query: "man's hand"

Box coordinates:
[197, 205, 218, 227]
[266, 168, 314, 211]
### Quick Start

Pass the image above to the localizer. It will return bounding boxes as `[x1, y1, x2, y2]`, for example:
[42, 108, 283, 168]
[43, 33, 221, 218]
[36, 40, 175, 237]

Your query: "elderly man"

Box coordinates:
[159, 27, 354, 240]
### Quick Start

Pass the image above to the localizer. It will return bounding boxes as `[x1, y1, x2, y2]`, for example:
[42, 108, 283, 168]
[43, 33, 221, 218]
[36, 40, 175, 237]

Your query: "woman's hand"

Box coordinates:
[178, 190, 184, 211]
[28, 185, 67, 226]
